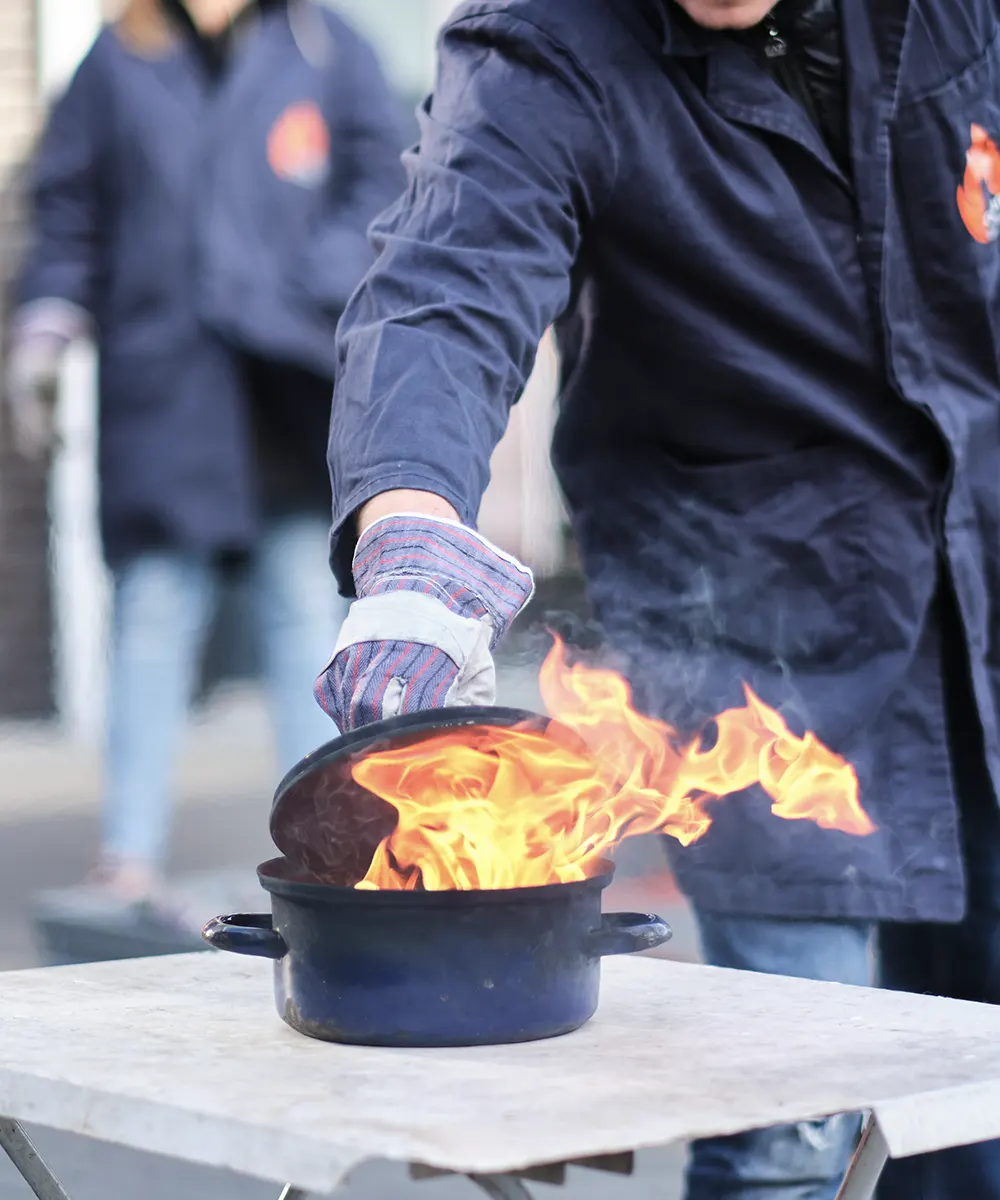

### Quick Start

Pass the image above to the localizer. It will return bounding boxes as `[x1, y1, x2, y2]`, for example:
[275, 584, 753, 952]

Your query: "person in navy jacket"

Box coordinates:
[6, 0, 404, 911]
[314, 0, 1000, 1195]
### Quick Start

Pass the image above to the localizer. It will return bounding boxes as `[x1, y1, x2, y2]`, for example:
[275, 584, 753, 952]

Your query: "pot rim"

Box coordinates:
[257, 855, 617, 905]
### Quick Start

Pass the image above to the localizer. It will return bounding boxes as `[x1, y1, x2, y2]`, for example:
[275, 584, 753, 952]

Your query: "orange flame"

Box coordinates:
[352, 636, 875, 891]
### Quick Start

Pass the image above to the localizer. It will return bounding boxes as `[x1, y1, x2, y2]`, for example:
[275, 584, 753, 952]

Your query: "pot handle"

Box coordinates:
[201, 914, 288, 960]
[586, 912, 672, 958]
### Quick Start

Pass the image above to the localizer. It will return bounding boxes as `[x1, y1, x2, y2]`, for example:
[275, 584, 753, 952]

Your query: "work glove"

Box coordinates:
[4, 310, 75, 460]
[315, 514, 535, 732]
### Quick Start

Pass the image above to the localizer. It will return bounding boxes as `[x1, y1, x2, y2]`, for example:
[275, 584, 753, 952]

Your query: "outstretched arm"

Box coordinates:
[316, 7, 614, 732]
[328, 7, 615, 578]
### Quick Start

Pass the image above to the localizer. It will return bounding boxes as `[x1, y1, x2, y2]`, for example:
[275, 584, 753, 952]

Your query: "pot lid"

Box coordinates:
[269, 706, 555, 885]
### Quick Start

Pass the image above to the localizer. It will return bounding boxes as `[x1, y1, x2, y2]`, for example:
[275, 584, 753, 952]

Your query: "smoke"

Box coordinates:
[498, 488, 830, 749]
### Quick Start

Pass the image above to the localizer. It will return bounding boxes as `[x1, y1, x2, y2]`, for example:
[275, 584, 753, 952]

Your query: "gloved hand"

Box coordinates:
[5, 329, 66, 461]
[315, 514, 535, 732]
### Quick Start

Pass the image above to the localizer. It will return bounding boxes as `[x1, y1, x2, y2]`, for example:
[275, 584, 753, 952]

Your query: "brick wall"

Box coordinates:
[0, 0, 53, 719]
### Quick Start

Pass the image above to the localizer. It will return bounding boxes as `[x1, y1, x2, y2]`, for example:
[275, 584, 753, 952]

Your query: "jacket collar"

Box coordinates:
[655, 0, 732, 58]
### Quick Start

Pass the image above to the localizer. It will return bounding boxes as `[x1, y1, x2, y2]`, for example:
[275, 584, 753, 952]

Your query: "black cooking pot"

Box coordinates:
[207, 706, 671, 1045]
[203, 855, 671, 1046]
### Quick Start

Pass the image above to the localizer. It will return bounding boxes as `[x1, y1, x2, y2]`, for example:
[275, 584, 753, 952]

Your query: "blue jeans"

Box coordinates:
[687, 774, 1000, 1200]
[102, 513, 347, 866]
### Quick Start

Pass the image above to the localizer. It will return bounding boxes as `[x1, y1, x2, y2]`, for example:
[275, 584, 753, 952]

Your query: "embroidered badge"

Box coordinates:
[267, 101, 330, 188]
[957, 123, 1000, 244]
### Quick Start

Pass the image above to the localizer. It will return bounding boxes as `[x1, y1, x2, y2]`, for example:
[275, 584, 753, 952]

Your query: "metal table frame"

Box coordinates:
[0, 1112, 892, 1200]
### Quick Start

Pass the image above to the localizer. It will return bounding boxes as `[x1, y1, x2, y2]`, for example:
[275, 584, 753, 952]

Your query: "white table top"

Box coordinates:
[0, 953, 999, 1194]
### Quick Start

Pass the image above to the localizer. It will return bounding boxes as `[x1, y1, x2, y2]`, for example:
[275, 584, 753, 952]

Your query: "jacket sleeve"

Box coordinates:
[16, 39, 108, 318]
[299, 24, 407, 315]
[327, 8, 616, 586]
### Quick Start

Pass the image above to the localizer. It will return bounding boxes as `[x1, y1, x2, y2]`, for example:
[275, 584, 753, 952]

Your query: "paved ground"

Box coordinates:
[0, 669, 693, 1199]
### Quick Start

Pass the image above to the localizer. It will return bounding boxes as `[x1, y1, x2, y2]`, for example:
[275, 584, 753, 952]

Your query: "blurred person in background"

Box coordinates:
[4, 0, 404, 911]
[313, 0, 1000, 1197]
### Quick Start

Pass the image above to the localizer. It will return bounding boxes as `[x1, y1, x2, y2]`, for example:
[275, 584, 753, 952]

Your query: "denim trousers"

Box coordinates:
[686, 774, 1000, 1200]
[102, 512, 348, 866]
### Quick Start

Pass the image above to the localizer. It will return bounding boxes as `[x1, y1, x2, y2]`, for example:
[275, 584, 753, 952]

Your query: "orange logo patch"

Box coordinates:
[267, 101, 330, 187]
[957, 123, 1000, 244]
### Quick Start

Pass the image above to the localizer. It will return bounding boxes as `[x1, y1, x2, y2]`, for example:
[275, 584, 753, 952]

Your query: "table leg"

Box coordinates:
[0, 1119, 73, 1200]
[835, 1114, 890, 1200]
[277, 1187, 309, 1199]
[468, 1173, 534, 1200]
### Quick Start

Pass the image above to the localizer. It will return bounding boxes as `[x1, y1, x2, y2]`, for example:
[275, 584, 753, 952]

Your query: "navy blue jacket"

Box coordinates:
[19, 1, 404, 563]
[329, 0, 1000, 922]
